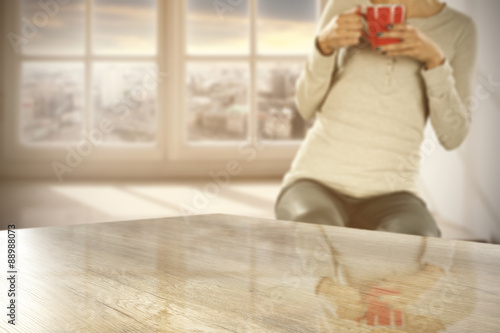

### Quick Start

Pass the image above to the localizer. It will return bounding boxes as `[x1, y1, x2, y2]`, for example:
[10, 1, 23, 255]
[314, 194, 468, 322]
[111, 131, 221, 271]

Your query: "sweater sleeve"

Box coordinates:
[421, 19, 478, 150]
[294, 0, 351, 121]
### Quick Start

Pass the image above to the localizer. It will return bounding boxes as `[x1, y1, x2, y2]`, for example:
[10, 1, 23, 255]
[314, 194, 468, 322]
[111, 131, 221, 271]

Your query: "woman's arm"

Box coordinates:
[295, 0, 361, 121]
[379, 20, 478, 150]
[421, 21, 478, 150]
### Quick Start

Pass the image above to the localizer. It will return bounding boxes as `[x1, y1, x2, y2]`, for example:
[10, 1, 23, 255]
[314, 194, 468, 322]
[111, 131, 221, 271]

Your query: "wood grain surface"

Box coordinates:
[0, 214, 499, 332]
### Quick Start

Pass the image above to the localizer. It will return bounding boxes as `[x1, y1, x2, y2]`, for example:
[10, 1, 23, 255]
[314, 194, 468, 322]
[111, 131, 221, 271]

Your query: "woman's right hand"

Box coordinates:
[316, 7, 363, 56]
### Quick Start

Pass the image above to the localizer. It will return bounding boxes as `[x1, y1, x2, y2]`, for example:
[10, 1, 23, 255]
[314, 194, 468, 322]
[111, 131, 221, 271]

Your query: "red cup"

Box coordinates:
[357, 5, 406, 49]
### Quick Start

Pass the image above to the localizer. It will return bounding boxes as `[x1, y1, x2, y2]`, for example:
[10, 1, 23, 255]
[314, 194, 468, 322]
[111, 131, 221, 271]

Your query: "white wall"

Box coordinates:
[420, 0, 500, 242]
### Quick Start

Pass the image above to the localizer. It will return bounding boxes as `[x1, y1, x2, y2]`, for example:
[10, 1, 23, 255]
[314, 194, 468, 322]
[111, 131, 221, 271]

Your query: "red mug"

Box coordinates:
[356, 5, 406, 49]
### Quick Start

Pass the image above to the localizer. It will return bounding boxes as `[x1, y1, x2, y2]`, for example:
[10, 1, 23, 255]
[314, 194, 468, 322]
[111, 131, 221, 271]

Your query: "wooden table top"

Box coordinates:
[1, 214, 499, 332]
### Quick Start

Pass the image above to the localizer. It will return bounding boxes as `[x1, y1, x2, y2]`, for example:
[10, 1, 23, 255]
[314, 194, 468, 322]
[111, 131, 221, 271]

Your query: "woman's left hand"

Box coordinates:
[376, 24, 445, 70]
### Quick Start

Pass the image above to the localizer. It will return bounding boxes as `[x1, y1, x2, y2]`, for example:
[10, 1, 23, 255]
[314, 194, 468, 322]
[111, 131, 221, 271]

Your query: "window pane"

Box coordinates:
[257, 0, 317, 54]
[92, 62, 157, 143]
[187, 0, 249, 55]
[21, 62, 84, 144]
[187, 62, 249, 142]
[20, 0, 85, 55]
[93, 0, 157, 55]
[257, 62, 310, 141]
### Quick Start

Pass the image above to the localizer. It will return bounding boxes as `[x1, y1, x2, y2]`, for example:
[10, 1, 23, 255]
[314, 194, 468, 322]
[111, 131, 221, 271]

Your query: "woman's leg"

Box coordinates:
[275, 179, 348, 227]
[351, 192, 441, 237]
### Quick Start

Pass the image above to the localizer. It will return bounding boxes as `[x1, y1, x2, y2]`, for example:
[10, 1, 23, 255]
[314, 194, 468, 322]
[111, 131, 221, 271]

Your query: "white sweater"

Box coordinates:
[282, 0, 478, 200]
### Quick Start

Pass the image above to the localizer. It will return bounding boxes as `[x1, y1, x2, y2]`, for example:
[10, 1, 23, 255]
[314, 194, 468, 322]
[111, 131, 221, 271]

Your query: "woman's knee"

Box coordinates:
[377, 216, 441, 237]
[275, 180, 347, 226]
[363, 192, 441, 237]
[277, 203, 345, 226]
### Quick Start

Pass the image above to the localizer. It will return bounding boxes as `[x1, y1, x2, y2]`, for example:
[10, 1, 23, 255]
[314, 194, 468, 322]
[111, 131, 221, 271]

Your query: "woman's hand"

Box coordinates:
[377, 24, 445, 70]
[316, 7, 363, 56]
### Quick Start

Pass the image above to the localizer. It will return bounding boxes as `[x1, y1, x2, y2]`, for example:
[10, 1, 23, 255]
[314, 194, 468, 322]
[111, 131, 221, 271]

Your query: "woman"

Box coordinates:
[275, 0, 477, 237]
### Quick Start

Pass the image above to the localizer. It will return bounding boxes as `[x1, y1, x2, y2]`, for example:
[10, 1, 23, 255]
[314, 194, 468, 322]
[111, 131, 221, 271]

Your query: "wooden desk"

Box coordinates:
[1, 214, 499, 332]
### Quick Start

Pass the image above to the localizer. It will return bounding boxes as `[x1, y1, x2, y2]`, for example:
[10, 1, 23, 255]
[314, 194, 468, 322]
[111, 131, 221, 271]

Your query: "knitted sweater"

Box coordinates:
[282, 0, 477, 200]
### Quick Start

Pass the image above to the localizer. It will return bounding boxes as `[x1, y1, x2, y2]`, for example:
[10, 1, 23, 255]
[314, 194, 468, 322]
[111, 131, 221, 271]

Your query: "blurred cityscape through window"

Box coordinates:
[187, 63, 249, 142]
[92, 63, 157, 143]
[21, 62, 84, 144]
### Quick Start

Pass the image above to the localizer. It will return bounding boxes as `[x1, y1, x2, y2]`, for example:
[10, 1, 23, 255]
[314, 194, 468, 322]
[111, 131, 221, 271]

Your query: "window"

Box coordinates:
[3, 0, 320, 172]
[19, 0, 158, 146]
[184, 0, 318, 146]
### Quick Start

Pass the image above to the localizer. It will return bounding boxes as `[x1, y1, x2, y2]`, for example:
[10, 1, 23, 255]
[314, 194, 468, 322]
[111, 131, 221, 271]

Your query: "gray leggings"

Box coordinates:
[275, 179, 441, 237]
